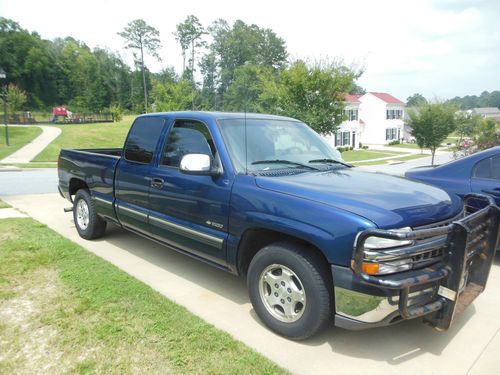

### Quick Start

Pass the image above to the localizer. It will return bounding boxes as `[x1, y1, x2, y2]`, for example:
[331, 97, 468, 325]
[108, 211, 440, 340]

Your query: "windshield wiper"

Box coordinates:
[308, 158, 352, 168]
[251, 159, 319, 170]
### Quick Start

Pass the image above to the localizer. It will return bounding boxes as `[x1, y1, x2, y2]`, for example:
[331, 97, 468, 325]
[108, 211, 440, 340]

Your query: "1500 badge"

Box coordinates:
[206, 220, 224, 229]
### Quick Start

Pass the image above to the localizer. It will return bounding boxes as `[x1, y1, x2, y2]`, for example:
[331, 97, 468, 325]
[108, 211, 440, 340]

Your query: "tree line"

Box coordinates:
[406, 91, 500, 109]
[0, 16, 361, 134]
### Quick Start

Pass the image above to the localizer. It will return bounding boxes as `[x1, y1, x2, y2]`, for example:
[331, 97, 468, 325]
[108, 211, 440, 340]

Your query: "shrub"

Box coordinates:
[109, 104, 123, 122]
[388, 140, 400, 145]
[362, 145, 369, 149]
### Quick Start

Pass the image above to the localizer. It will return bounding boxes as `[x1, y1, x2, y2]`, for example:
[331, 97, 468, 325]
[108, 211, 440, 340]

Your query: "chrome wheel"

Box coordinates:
[259, 264, 306, 323]
[76, 199, 89, 230]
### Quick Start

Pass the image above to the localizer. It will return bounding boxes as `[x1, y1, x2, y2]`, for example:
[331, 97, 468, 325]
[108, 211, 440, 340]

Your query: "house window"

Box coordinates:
[345, 109, 358, 121]
[387, 109, 403, 119]
[385, 127, 398, 141]
[335, 131, 351, 146]
[343, 131, 350, 146]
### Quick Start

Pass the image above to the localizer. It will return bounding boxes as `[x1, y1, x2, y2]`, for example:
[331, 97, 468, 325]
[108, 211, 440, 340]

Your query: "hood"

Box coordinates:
[255, 168, 462, 228]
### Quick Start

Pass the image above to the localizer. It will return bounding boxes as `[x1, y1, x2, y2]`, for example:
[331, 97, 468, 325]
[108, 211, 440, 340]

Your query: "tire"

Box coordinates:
[247, 242, 332, 340]
[73, 189, 107, 240]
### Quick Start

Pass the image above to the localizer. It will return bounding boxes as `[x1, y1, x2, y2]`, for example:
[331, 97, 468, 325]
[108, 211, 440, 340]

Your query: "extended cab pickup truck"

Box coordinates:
[58, 112, 500, 340]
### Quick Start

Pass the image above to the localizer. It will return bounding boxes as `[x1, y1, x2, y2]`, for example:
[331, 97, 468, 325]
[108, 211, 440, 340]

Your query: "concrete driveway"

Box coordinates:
[3, 193, 499, 375]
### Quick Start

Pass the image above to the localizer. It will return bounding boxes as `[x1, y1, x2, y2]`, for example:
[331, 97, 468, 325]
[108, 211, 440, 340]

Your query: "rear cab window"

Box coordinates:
[124, 117, 165, 164]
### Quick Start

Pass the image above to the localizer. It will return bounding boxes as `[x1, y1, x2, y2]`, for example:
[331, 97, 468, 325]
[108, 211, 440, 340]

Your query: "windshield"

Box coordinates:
[218, 118, 344, 173]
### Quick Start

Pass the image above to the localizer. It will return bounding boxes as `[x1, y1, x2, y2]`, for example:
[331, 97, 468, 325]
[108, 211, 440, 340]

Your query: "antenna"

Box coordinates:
[244, 101, 248, 175]
[244, 67, 249, 175]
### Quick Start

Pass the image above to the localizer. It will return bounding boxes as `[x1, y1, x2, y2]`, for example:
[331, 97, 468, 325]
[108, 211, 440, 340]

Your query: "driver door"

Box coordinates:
[148, 118, 232, 267]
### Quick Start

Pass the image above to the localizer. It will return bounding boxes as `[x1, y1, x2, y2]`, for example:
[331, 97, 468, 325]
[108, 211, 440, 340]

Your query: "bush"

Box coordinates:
[362, 145, 369, 149]
[109, 104, 123, 122]
[388, 140, 400, 145]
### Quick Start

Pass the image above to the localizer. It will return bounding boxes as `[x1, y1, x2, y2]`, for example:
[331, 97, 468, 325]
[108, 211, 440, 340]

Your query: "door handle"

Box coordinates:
[151, 177, 164, 189]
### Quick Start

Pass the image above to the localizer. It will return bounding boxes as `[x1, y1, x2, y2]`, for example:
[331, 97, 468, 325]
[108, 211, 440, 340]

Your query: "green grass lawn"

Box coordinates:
[33, 115, 136, 162]
[342, 149, 406, 162]
[0, 218, 287, 374]
[0, 126, 43, 160]
[384, 143, 421, 149]
[13, 163, 57, 168]
[352, 153, 429, 166]
[0, 199, 10, 208]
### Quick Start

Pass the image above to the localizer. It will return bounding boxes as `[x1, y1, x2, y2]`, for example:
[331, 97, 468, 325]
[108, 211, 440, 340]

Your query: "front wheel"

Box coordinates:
[247, 242, 332, 340]
[73, 189, 107, 240]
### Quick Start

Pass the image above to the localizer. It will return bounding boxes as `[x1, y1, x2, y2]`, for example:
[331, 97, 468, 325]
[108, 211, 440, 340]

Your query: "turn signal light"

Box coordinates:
[361, 262, 380, 275]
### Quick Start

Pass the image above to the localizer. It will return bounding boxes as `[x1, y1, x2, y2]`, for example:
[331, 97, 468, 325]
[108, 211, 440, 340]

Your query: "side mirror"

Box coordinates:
[179, 153, 222, 176]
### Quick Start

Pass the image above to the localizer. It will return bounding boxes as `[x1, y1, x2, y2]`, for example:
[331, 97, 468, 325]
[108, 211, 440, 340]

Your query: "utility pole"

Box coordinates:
[0, 68, 8, 146]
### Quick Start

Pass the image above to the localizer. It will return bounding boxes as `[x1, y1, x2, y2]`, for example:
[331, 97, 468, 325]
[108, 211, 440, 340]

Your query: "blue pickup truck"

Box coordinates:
[58, 112, 500, 340]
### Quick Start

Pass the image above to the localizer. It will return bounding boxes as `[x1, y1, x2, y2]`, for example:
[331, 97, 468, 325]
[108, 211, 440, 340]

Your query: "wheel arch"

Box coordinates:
[69, 178, 89, 198]
[236, 227, 331, 277]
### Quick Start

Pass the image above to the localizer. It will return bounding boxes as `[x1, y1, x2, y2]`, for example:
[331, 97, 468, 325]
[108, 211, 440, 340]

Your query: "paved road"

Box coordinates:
[0, 169, 58, 196]
[2, 193, 499, 375]
[358, 152, 454, 175]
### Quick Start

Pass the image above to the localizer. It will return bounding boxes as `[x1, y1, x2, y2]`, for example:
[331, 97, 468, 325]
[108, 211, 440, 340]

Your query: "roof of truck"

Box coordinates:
[136, 111, 299, 122]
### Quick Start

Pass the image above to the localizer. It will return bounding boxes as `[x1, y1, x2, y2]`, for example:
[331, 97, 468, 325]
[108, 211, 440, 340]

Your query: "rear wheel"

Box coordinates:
[73, 189, 106, 240]
[247, 242, 332, 340]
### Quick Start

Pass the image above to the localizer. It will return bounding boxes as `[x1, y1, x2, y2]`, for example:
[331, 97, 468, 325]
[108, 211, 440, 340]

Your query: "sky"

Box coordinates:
[1, 0, 499, 102]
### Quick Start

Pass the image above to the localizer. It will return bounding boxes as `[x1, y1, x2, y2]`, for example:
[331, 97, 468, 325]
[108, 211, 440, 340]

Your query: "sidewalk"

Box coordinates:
[1, 125, 61, 164]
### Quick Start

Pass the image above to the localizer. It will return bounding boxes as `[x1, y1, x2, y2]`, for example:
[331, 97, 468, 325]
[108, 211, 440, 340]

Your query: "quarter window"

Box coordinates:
[124, 117, 165, 164]
[473, 156, 500, 180]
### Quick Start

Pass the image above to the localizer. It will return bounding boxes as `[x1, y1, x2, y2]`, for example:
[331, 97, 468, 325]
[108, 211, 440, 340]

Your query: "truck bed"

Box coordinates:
[58, 148, 122, 222]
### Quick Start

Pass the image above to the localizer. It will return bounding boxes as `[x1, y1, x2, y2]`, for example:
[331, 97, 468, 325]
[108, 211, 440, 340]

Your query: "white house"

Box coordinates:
[324, 92, 406, 148]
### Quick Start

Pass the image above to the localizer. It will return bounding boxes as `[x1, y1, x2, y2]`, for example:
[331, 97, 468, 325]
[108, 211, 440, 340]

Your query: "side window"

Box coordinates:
[491, 156, 500, 179]
[162, 120, 215, 167]
[473, 158, 491, 179]
[124, 117, 165, 164]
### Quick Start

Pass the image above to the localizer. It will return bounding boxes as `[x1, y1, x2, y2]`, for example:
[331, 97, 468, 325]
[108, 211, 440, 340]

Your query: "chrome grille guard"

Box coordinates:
[351, 193, 500, 330]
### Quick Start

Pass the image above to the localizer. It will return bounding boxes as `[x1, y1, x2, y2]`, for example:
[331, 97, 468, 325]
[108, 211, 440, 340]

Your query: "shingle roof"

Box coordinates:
[344, 93, 362, 103]
[472, 107, 500, 115]
[369, 92, 404, 105]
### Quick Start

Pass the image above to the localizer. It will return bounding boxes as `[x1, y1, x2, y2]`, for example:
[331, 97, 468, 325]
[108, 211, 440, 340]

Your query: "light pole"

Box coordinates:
[0, 68, 8, 146]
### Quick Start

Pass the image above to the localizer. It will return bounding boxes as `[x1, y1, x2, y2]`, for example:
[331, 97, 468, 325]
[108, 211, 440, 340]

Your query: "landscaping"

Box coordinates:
[33, 115, 135, 162]
[0, 126, 42, 160]
[341, 149, 407, 162]
[0, 218, 286, 374]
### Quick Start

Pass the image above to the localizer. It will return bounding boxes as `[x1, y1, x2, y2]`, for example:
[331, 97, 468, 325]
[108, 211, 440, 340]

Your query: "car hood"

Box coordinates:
[255, 168, 462, 228]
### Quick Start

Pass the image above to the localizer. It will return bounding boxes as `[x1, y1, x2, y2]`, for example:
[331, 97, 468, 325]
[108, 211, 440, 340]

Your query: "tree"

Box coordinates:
[406, 93, 427, 107]
[6, 84, 27, 115]
[262, 60, 359, 134]
[204, 19, 287, 107]
[223, 64, 273, 112]
[455, 113, 482, 143]
[407, 102, 457, 165]
[474, 118, 499, 150]
[118, 19, 161, 113]
[174, 15, 205, 80]
[349, 83, 366, 95]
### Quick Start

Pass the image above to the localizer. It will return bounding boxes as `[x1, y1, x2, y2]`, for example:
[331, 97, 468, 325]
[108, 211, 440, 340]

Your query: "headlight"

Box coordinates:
[364, 227, 412, 249]
[359, 227, 414, 275]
